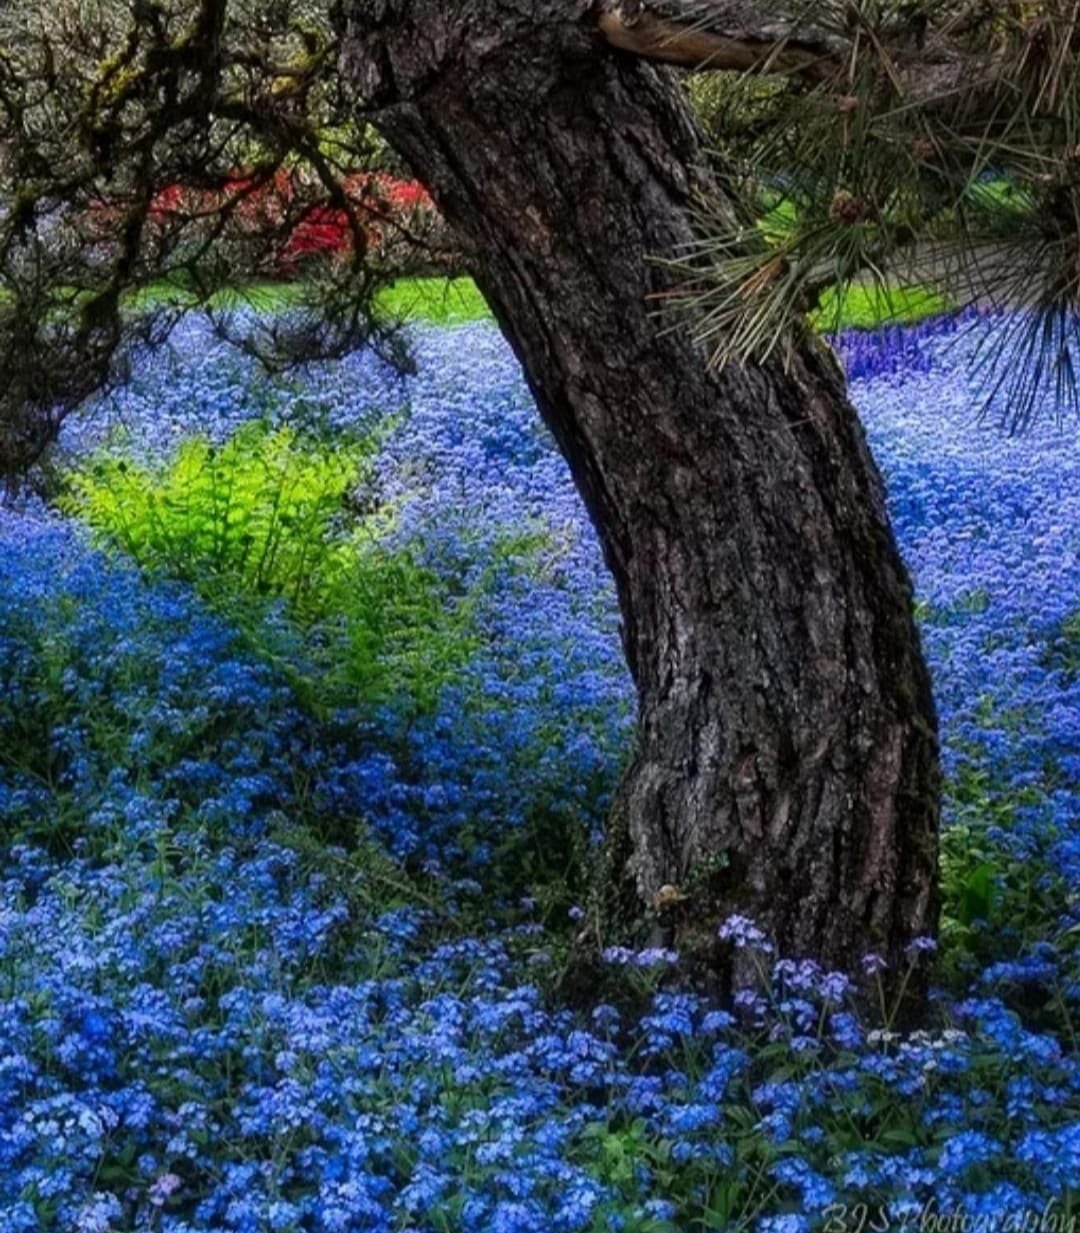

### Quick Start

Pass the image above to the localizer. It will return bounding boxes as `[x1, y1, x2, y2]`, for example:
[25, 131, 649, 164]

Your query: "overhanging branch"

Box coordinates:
[595, 2, 845, 79]
[593, 1, 976, 102]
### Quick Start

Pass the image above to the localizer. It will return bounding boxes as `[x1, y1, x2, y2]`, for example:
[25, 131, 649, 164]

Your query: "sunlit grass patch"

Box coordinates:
[812, 282, 950, 332]
[375, 275, 490, 324]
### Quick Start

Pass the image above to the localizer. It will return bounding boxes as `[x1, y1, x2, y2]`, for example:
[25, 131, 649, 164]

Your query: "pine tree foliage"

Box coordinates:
[663, 1, 1080, 426]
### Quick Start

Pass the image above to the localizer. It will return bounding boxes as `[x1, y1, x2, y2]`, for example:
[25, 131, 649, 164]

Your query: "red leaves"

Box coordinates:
[94, 170, 436, 270]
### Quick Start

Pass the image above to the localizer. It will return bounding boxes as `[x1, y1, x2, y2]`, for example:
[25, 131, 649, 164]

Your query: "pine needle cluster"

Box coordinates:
[676, 0, 1080, 426]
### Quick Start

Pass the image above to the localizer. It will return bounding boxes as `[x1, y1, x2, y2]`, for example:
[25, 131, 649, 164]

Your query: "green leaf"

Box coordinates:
[959, 861, 997, 926]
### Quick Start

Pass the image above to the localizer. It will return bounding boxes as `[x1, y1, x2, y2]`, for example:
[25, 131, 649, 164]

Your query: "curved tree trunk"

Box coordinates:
[338, 0, 940, 979]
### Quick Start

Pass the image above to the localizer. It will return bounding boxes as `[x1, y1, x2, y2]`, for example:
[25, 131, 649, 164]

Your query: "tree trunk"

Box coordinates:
[338, 0, 940, 979]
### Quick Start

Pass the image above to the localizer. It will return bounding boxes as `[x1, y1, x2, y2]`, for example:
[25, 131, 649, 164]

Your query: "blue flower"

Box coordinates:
[1, 310, 1078, 1229]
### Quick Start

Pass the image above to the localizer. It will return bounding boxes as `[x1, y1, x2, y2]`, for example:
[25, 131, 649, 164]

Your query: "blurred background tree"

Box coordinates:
[0, 0, 449, 485]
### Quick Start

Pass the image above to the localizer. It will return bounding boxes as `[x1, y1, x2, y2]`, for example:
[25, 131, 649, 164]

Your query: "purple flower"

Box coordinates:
[718, 914, 775, 953]
[148, 1173, 182, 1207]
[905, 936, 938, 958]
[861, 952, 889, 976]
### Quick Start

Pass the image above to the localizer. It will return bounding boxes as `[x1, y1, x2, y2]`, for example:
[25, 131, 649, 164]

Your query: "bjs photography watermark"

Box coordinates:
[823, 1200, 1078, 1233]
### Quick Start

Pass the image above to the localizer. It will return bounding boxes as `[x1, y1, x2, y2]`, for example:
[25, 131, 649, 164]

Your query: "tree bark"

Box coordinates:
[337, 0, 940, 980]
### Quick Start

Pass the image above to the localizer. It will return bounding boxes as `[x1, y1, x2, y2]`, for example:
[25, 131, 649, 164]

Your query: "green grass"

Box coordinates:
[373, 273, 945, 333]
[757, 196, 799, 246]
[125, 279, 312, 314]
[810, 282, 950, 332]
[373, 273, 944, 332]
[375, 276, 491, 324]
[11, 269, 942, 335]
[123, 274, 493, 324]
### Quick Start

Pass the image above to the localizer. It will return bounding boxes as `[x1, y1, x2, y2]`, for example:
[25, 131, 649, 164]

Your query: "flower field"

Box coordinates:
[0, 313, 1078, 1231]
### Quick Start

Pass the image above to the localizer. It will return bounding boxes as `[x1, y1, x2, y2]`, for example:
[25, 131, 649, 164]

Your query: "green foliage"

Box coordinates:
[751, 190, 950, 332]
[127, 276, 491, 325]
[686, 72, 788, 158]
[963, 178, 1037, 229]
[126, 266, 951, 340]
[935, 683, 1077, 1037]
[66, 423, 364, 605]
[0, 0, 408, 485]
[673, 2, 1080, 424]
[132, 271, 940, 336]
[1047, 610, 1080, 679]
[375, 276, 490, 325]
[811, 283, 950, 332]
[125, 279, 312, 315]
[756, 196, 799, 247]
[63, 420, 477, 718]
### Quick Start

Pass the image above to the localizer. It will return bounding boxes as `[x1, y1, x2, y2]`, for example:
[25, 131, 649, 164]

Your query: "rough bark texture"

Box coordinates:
[336, 0, 940, 979]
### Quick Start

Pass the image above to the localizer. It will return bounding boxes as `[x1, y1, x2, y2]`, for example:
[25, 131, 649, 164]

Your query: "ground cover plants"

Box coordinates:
[0, 310, 1078, 1231]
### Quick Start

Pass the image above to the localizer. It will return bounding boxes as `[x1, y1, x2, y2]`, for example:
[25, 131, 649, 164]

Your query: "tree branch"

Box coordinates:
[595, 2, 846, 79]
[594, 1, 974, 102]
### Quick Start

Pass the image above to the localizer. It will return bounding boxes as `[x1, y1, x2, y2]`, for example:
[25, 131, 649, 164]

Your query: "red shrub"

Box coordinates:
[142, 170, 437, 269]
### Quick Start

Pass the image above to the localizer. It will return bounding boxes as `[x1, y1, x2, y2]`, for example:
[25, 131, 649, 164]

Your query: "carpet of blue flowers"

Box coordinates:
[0, 314, 1078, 1231]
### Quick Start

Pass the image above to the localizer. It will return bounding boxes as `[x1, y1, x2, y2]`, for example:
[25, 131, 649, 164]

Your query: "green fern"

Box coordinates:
[63, 421, 478, 718]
